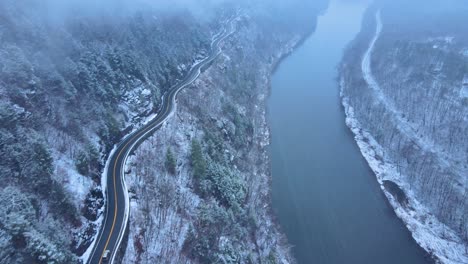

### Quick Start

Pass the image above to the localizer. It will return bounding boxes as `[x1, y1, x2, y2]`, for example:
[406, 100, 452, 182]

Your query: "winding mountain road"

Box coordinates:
[87, 16, 237, 264]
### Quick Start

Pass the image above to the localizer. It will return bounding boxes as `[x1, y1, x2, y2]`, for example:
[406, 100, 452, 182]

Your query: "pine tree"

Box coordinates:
[75, 151, 89, 176]
[165, 147, 176, 175]
[190, 139, 206, 179]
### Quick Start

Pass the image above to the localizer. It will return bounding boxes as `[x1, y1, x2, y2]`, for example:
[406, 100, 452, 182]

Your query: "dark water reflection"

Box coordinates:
[269, 1, 431, 263]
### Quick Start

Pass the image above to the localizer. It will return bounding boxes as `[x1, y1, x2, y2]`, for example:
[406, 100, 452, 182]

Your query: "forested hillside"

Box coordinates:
[0, 0, 327, 263]
[121, 1, 328, 263]
[340, 0, 467, 262]
[0, 0, 228, 262]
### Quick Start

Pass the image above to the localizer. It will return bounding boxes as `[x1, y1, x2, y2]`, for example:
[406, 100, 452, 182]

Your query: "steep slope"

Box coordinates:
[120, 2, 328, 263]
[340, 1, 467, 263]
[0, 0, 327, 263]
[0, 1, 230, 262]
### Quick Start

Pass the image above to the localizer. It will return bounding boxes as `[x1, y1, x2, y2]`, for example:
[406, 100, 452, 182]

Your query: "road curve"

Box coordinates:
[87, 16, 237, 264]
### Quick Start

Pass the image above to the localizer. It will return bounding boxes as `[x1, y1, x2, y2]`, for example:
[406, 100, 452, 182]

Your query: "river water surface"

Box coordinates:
[269, 1, 431, 263]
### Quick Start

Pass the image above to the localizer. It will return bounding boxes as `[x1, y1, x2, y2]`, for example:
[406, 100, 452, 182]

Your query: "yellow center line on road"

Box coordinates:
[94, 20, 232, 261]
[98, 103, 170, 264]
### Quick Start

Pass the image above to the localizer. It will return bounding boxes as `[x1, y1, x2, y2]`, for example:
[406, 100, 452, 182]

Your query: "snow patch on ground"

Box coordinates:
[54, 154, 93, 205]
[425, 36, 455, 50]
[120, 82, 155, 128]
[45, 127, 94, 207]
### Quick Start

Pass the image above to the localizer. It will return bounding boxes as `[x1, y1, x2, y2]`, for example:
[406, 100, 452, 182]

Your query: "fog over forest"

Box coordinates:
[0, 0, 466, 263]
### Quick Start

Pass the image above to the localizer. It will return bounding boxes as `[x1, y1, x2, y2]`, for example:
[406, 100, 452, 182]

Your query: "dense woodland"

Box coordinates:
[0, 0, 222, 262]
[122, 1, 328, 263]
[340, 0, 467, 262]
[0, 0, 326, 263]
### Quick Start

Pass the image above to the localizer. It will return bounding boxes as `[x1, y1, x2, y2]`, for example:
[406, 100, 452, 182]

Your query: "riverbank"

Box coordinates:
[339, 3, 468, 263]
[269, 1, 432, 263]
[118, 3, 328, 262]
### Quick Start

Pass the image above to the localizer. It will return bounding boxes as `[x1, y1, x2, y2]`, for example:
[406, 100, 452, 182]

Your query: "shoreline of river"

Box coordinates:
[337, 6, 465, 263]
[258, 14, 327, 263]
[339, 80, 438, 263]
[267, 0, 439, 262]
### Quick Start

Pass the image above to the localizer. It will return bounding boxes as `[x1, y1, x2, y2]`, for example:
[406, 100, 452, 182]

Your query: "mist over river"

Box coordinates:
[268, 1, 431, 263]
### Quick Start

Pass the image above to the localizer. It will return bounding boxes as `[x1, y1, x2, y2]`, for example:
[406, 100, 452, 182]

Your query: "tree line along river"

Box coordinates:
[268, 0, 432, 263]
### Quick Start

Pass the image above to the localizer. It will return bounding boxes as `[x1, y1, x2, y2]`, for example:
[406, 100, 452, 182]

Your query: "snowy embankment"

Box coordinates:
[341, 11, 468, 264]
[79, 144, 117, 263]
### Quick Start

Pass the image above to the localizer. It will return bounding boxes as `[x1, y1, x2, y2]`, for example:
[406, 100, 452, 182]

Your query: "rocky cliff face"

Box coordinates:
[0, 0, 325, 263]
[340, 1, 467, 263]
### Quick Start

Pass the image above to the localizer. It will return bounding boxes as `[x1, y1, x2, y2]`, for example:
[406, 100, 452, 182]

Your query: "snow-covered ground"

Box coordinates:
[340, 11, 468, 264]
[122, 113, 201, 263]
[341, 94, 467, 264]
[361, 12, 462, 175]
[119, 13, 302, 263]
[85, 16, 239, 263]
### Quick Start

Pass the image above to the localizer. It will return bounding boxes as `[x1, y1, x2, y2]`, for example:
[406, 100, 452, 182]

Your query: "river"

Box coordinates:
[268, 1, 431, 263]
